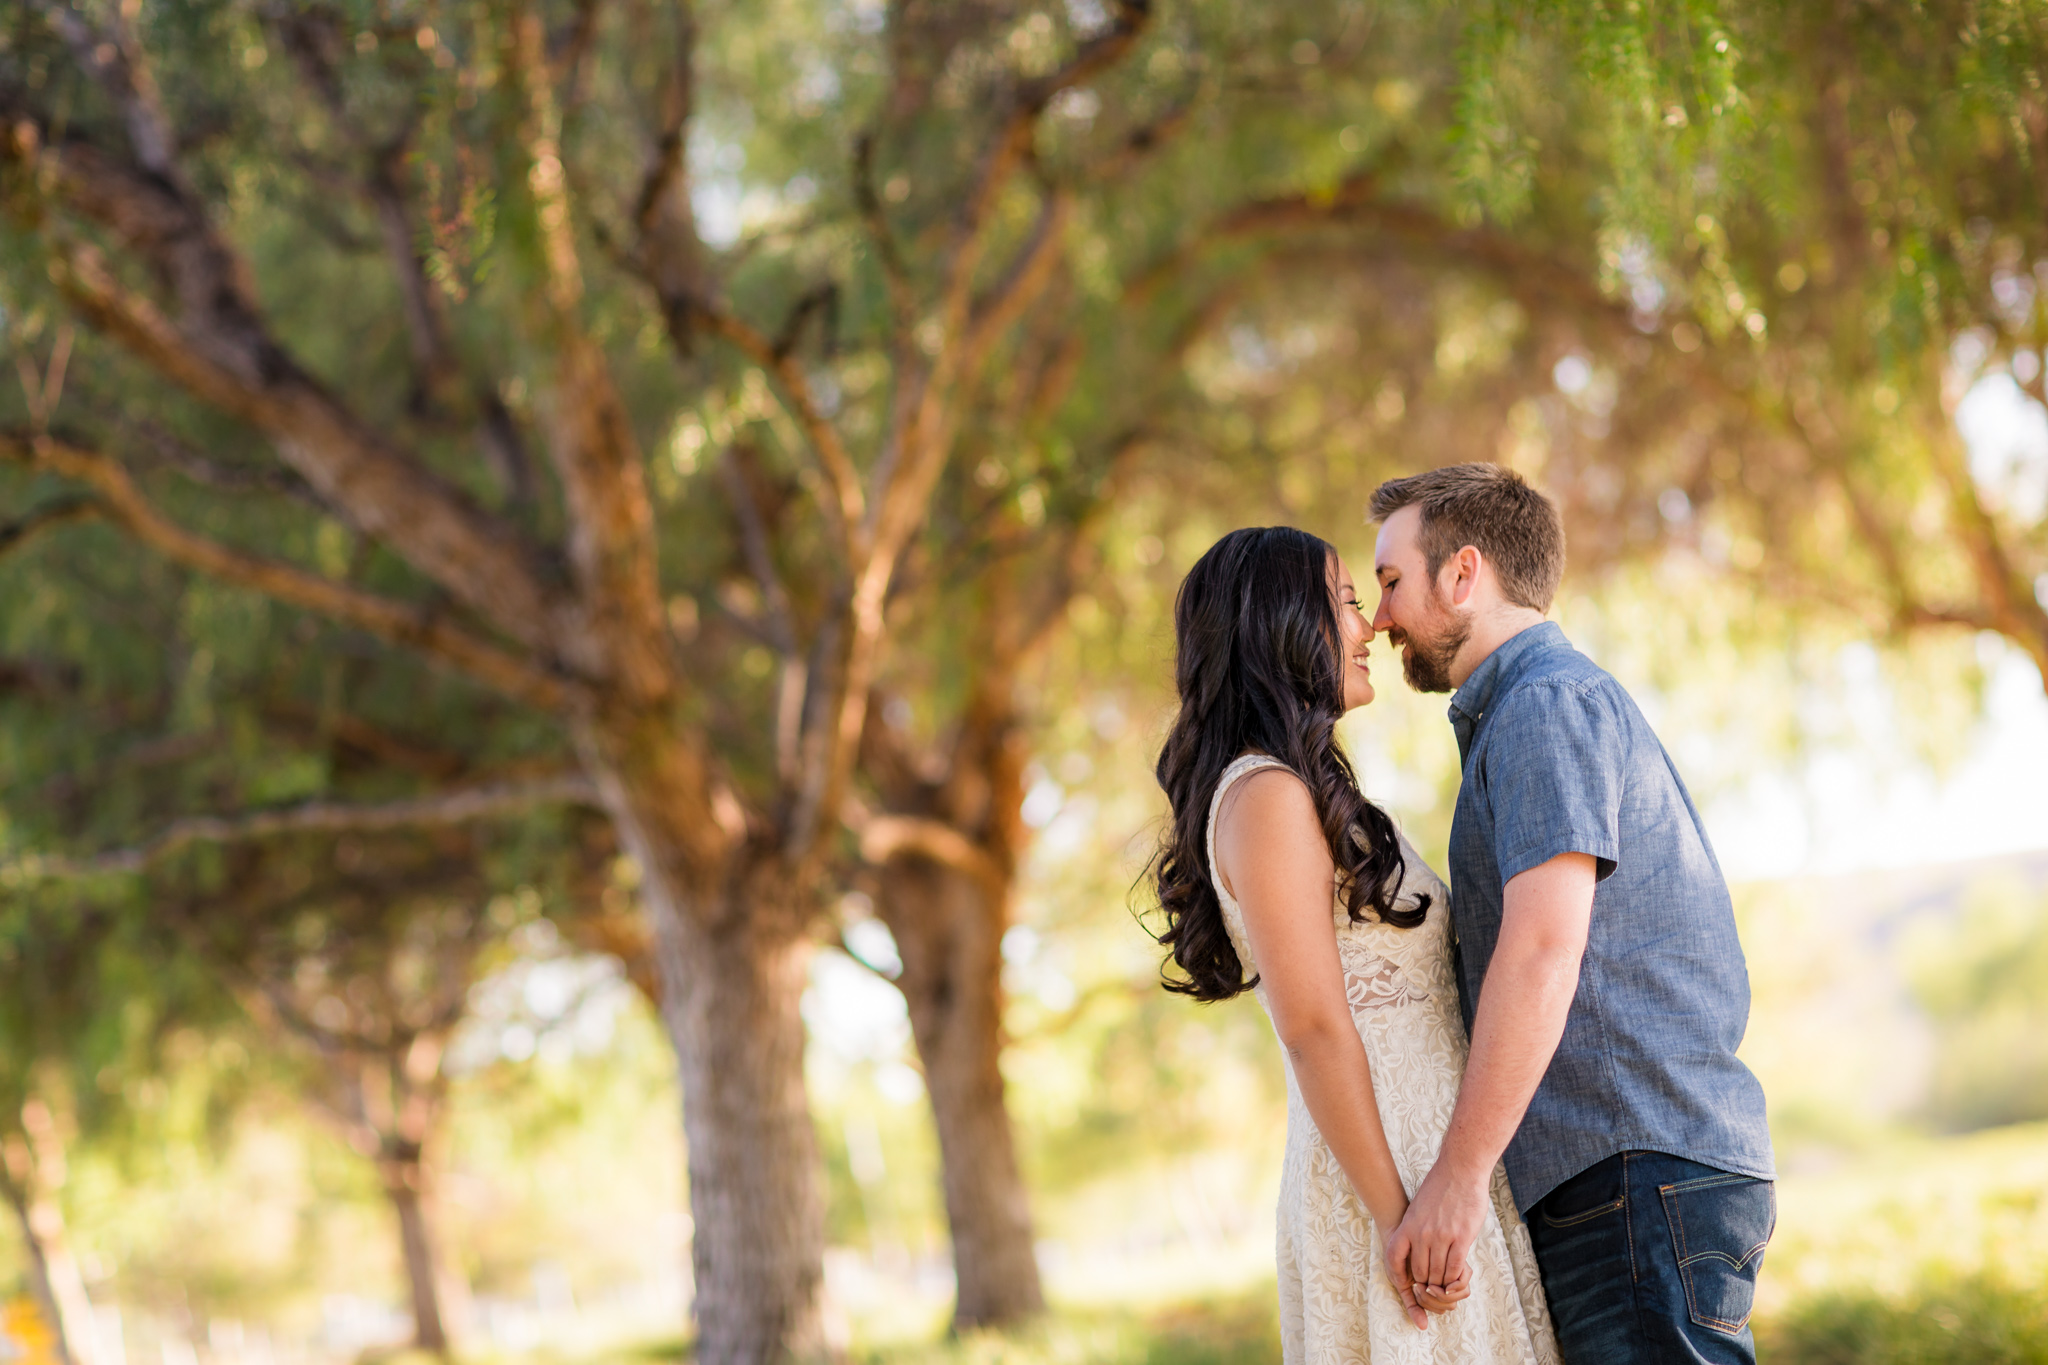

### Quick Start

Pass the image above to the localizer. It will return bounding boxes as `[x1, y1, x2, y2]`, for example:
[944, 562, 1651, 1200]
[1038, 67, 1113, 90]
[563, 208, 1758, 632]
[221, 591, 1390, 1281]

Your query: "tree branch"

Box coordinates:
[1922, 407, 2048, 681]
[554, 0, 607, 112]
[0, 495, 100, 560]
[853, 130, 917, 334]
[868, 1, 1151, 562]
[961, 188, 1075, 376]
[2, 773, 599, 884]
[783, 3, 1153, 865]
[719, 443, 807, 782]
[32, 0, 183, 186]
[120, 418, 330, 512]
[627, 1, 869, 565]
[853, 811, 1003, 889]
[1082, 91, 1204, 186]
[506, 9, 674, 701]
[0, 432, 575, 711]
[632, 0, 700, 294]
[264, 7, 537, 505]
[0, 111, 567, 654]
[694, 306, 867, 560]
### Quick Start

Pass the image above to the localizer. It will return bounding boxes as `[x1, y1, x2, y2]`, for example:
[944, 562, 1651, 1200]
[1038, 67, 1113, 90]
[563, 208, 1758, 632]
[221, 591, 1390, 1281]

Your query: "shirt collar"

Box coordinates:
[1447, 620, 1569, 759]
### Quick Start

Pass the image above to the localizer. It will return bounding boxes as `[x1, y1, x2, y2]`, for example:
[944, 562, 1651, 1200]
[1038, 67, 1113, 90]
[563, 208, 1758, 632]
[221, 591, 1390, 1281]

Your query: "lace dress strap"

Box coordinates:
[1205, 753, 1297, 917]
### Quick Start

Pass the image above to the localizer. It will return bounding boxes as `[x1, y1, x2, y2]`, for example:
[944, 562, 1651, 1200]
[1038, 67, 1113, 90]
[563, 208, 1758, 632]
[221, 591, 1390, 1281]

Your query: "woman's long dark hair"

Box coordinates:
[1151, 526, 1427, 1002]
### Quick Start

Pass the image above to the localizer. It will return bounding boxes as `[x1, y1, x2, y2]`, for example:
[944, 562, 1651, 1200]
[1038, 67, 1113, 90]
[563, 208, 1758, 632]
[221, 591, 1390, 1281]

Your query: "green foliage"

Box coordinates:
[1905, 875, 2048, 1131]
[853, 1290, 1280, 1365]
[1758, 1275, 2048, 1365]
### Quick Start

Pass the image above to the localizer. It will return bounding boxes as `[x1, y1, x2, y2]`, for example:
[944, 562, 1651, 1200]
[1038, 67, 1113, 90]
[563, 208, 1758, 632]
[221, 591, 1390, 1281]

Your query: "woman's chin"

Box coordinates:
[1346, 681, 1376, 710]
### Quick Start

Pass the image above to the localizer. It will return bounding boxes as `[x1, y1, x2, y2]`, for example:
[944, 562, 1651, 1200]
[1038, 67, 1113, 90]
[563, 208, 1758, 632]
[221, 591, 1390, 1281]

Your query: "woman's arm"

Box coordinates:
[1215, 768, 1433, 1330]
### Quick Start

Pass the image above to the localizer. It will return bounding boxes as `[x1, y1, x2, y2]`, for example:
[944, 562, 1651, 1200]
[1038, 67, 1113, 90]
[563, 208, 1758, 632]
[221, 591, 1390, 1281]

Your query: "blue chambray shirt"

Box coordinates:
[1446, 622, 1775, 1212]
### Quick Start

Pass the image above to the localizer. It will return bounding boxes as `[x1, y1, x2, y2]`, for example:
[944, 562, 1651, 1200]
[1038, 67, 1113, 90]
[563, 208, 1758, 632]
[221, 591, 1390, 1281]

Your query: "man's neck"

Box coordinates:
[1448, 607, 1549, 690]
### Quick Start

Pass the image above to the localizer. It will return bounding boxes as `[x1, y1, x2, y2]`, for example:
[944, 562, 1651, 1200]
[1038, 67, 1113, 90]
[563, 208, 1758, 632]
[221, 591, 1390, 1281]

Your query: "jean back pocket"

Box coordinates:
[1660, 1172, 1775, 1335]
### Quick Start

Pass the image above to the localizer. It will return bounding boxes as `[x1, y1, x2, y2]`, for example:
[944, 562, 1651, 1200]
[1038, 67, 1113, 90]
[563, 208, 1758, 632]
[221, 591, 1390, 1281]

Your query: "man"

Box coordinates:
[1367, 463, 1775, 1364]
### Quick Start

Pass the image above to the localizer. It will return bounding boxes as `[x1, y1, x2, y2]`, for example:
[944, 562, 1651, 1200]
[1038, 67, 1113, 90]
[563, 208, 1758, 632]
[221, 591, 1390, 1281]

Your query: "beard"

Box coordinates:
[1391, 592, 1471, 694]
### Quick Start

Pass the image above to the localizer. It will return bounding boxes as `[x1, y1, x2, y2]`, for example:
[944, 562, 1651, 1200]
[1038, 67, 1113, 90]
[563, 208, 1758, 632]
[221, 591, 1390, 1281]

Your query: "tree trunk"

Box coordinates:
[655, 878, 828, 1363]
[0, 1119, 96, 1365]
[1, 1163, 76, 1365]
[574, 708, 832, 1363]
[381, 1154, 451, 1357]
[877, 860, 1045, 1330]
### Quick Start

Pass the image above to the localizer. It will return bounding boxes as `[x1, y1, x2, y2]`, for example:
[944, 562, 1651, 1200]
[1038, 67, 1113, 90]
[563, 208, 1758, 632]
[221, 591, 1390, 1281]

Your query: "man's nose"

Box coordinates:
[1372, 594, 1395, 633]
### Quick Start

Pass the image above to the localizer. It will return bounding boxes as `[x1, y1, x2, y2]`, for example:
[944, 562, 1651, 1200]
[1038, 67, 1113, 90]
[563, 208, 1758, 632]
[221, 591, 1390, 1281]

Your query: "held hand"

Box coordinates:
[1414, 1265, 1472, 1315]
[1381, 1235, 1432, 1332]
[1387, 1161, 1491, 1304]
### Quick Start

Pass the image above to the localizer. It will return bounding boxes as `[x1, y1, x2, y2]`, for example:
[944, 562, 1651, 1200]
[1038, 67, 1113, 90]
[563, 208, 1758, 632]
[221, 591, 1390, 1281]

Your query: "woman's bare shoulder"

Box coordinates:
[1215, 764, 1326, 898]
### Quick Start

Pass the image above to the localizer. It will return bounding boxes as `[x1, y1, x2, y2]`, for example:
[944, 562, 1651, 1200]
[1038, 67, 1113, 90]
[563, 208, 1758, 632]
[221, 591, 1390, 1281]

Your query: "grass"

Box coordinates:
[850, 1291, 1281, 1365]
[1759, 1121, 2048, 1320]
[450, 1274, 2048, 1365]
[444, 1292, 1281, 1365]
[1758, 1275, 2048, 1364]
[451, 1122, 2048, 1365]
[842, 1276, 2048, 1365]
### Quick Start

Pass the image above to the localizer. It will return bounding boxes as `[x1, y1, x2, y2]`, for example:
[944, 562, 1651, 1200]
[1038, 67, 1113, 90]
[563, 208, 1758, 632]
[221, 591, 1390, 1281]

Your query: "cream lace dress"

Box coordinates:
[1208, 754, 1561, 1365]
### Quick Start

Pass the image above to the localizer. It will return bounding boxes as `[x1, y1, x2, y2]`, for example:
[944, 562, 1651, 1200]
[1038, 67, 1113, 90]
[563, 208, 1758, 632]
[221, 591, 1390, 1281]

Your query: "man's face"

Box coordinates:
[1372, 505, 1470, 694]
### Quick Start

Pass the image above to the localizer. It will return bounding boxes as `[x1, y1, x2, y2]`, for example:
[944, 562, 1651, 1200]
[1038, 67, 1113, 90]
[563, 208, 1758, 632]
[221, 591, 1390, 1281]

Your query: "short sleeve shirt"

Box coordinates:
[1447, 622, 1775, 1212]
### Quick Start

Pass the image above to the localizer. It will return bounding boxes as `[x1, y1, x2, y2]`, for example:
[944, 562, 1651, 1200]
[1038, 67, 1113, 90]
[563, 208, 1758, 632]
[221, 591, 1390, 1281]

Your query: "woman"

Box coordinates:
[1151, 527, 1559, 1364]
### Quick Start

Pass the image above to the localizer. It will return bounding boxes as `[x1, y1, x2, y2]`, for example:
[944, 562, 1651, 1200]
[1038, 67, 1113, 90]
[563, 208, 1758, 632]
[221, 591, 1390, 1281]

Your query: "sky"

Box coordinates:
[1708, 367, 2048, 880]
[1705, 637, 2048, 882]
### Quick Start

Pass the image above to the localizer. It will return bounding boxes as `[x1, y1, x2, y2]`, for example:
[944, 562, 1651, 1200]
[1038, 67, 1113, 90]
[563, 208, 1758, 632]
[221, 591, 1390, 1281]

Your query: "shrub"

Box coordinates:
[1759, 1275, 2048, 1364]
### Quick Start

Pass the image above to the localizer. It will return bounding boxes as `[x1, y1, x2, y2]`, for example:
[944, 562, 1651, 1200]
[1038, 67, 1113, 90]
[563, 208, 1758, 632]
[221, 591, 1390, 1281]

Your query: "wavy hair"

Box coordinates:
[1150, 526, 1427, 1002]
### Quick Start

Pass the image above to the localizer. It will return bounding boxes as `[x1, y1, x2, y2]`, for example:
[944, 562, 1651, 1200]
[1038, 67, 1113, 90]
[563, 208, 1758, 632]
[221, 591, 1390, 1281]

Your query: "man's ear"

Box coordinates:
[1446, 545, 1484, 608]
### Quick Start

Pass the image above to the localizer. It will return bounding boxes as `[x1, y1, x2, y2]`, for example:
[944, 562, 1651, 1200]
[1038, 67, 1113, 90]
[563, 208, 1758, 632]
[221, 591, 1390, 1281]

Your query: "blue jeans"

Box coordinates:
[1525, 1151, 1775, 1365]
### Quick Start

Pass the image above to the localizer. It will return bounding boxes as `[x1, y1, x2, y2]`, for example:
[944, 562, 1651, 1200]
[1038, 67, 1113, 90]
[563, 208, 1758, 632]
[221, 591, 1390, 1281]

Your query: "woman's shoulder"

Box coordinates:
[1214, 755, 1313, 822]
[1211, 758, 1325, 891]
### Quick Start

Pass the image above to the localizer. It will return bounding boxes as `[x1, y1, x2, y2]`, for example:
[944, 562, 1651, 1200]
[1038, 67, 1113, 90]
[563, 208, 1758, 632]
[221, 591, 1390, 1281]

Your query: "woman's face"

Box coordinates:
[1331, 554, 1376, 711]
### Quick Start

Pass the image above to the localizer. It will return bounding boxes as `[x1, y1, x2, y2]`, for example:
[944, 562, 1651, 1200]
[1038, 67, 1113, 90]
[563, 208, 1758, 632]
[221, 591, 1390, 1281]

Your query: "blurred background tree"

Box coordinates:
[161, 833, 508, 1360]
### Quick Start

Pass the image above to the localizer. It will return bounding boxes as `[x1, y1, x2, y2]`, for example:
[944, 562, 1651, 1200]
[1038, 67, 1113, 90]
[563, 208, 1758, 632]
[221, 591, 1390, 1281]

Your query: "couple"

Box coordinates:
[1151, 464, 1776, 1364]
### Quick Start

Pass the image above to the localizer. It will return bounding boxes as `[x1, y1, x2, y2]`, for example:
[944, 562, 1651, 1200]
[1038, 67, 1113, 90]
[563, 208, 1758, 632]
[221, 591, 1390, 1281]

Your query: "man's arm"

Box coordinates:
[1385, 851, 1596, 1295]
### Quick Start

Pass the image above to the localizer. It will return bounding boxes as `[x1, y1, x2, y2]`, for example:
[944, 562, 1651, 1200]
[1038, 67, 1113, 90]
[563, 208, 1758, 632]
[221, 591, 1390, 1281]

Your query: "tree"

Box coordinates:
[1389, 4, 2048, 687]
[160, 833, 504, 1360]
[0, 0, 1377, 1354]
[15, 4, 2037, 1354]
[0, 879, 223, 1365]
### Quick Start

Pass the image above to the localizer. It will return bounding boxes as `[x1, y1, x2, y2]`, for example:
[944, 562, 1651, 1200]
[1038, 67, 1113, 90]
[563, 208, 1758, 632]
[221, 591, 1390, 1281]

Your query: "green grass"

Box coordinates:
[449, 1273, 2048, 1365]
[443, 1292, 1281, 1365]
[1758, 1274, 2048, 1364]
[850, 1291, 1281, 1365]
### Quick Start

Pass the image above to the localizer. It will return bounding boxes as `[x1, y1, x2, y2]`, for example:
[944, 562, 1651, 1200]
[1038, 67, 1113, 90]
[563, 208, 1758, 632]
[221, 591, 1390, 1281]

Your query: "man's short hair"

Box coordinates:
[1367, 463, 1565, 612]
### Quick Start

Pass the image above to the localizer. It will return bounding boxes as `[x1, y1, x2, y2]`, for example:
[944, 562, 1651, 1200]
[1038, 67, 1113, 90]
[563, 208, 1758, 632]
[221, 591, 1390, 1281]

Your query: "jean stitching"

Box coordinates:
[1539, 1195, 1624, 1229]
[1624, 1154, 1654, 1352]
[1680, 1245, 1770, 1272]
[1663, 1181, 1755, 1334]
[1623, 1154, 1639, 1285]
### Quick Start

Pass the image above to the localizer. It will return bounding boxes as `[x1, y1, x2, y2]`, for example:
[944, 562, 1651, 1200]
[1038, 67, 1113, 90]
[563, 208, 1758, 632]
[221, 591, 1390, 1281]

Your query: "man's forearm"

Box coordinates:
[1437, 932, 1581, 1180]
[1438, 852, 1595, 1182]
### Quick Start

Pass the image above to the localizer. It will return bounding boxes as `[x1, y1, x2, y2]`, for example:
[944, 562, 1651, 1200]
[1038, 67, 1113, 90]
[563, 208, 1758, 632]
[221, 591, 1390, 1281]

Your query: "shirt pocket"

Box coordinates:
[1660, 1172, 1775, 1335]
